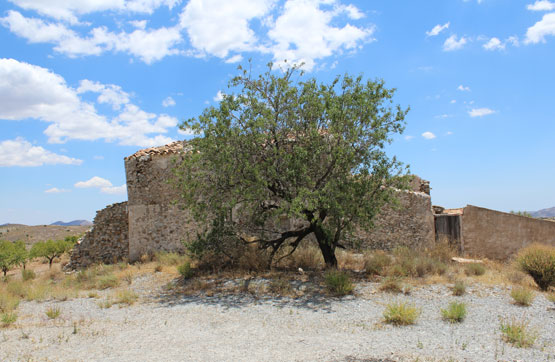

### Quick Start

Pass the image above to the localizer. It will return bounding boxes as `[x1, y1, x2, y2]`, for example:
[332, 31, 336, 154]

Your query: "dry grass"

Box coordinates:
[500, 318, 538, 348]
[383, 302, 420, 326]
[510, 287, 535, 306]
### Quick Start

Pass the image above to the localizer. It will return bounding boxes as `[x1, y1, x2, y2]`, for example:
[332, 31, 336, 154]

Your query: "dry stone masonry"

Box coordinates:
[68, 140, 555, 268]
[68, 202, 129, 268]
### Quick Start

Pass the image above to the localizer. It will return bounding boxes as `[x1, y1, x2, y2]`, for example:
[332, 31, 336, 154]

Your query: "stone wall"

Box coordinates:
[350, 190, 435, 251]
[460, 205, 555, 260]
[125, 142, 200, 261]
[68, 202, 129, 268]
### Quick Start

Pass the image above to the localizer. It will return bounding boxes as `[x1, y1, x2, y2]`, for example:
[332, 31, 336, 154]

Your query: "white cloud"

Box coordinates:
[483, 37, 504, 50]
[213, 90, 224, 102]
[443, 34, 468, 51]
[450, 99, 457, 104]
[0, 11, 183, 64]
[7, 0, 180, 24]
[225, 54, 243, 63]
[422, 132, 436, 140]
[267, 0, 374, 70]
[0, 137, 82, 167]
[469, 108, 496, 117]
[180, 0, 275, 58]
[457, 85, 471, 91]
[93, 155, 104, 160]
[527, 1, 555, 11]
[45, 187, 70, 193]
[0, 58, 176, 147]
[404, 135, 414, 141]
[446, 131, 454, 135]
[74, 176, 113, 188]
[162, 96, 176, 107]
[426, 22, 449, 37]
[525, 12, 555, 44]
[101, 184, 127, 195]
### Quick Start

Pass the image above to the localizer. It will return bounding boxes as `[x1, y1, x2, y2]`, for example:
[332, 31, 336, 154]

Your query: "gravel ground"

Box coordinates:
[1, 277, 554, 362]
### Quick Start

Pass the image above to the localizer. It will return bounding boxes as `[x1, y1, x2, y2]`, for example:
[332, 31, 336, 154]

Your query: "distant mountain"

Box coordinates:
[0, 223, 26, 227]
[50, 220, 93, 226]
[530, 207, 555, 218]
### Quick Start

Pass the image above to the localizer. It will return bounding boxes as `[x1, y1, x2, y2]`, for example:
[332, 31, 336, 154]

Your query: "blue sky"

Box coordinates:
[1, 0, 554, 225]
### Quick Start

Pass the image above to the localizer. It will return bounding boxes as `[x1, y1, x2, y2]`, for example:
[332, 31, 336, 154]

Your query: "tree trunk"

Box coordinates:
[49, 258, 54, 268]
[313, 225, 338, 268]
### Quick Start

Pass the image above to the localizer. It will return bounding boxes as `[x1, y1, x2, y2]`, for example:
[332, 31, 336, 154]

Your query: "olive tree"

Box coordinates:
[175, 64, 409, 268]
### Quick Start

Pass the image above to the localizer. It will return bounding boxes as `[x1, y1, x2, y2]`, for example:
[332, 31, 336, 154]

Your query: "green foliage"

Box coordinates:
[96, 274, 119, 290]
[510, 210, 533, 218]
[1, 312, 17, 327]
[452, 280, 466, 296]
[175, 63, 409, 268]
[510, 287, 535, 306]
[30, 239, 73, 268]
[465, 263, 486, 276]
[114, 289, 138, 305]
[324, 270, 354, 296]
[500, 319, 537, 348]
[178, 261, 194, 279]
[441, 301, 467, 323]
[516, 243, 555, 291]
[45, 306, 61, 319]
[383, 302, 419, 325]
[0, 240, 28, 276]
[387, 247, 447, 278]
[547, 292, 555, 303]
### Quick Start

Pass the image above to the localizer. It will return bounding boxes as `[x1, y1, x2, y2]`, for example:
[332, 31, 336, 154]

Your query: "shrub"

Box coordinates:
[96, 274, 119, 290]
[114, 289, 138, 305]
[21, 269, 36, 281]
[500, 318, 537, 348]
[548, 292, 555, 304]
[452, 280, 466, 296]
[1, 312, 17, 327]
[364, 251, 391, 276]
[465, 263, 486, 276]
[379, 277, 404, 294]
[0, 293, 20, 313]
[324, 270, 353, 296]
[441, 301, 467, 323]
[510, 287, 535, 306]
[516, 243, 555, 291]
[383, 302, 419, 325]
[178, 261, 194, 279]
[45, 306, 61, 319]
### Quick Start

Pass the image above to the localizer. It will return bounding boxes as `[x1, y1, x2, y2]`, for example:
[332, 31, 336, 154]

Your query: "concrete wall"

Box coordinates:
[461, 205, 555, 259]
[68, 202, 129, 268]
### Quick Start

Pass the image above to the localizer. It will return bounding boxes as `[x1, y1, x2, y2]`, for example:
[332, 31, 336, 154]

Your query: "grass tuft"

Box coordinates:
[510, 287, 535, 306]
[383, 301, 419, 326]
[45, 306, 61, 319]
[21, 269, 36, 281]
[114, 289, 138, 306]
[441, 301, 467, 323]
[465, 263, 486, 276]
[324, 269, 354, 296]
[379, 277, 408, 294]
[178, 262, 194, 279]
[364, 251, 392, 276]
[1, 312, 17, 327]
[500, 318, 537, 348]
[96, 274, 119, 290]
[452, 280, 466, 296]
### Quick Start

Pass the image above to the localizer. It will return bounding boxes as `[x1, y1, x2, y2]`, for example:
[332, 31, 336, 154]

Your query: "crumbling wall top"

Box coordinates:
[124, 141, 190, 161]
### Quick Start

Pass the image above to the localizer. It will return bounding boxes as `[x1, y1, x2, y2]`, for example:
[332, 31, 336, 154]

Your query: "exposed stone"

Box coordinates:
[67, 202, 129, 269]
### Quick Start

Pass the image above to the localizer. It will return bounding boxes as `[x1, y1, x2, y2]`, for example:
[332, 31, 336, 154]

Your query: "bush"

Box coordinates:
[441, 301, 467, 323]
[516, 243, 555, 291]
[383, 302, 419, 325]
[324, 270, 353, 296]
[114, 289, 138, 305]
[21, 269, 36, 281]
[510, 287, 535, 306]
[1, 312, 17, 327]
[0, 293, 20, 313]
[178, 262, 194, 279]
[45, 306, 61, 319]
[452, 280, 466, 296]
[379, 277, 408, 294]
[364, 251, 391, 276]
[500, 318, 537, 348]
[465, 263, 486, 276]
[548, 292, 555, 304]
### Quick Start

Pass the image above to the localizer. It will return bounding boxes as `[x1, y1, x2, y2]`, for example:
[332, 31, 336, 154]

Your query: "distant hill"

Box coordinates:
[0, 223, 26, 227]
[50, 220, 93, 226]
[530, 207, 555, 218]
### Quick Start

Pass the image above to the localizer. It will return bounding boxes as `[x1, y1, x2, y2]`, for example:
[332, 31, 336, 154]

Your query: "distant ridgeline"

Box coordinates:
[50, 220, 93, 226]
[67, 141, 555, 268]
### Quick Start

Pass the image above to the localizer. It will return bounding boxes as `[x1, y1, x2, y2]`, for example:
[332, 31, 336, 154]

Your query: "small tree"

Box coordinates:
[175, 64, 409, 268]
[0, 240, 28, 276]
[12, 241, 28, 270]
[30, 239, 72, 268]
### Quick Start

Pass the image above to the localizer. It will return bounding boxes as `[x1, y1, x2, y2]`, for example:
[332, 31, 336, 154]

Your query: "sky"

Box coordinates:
[1, 0, 554, 225]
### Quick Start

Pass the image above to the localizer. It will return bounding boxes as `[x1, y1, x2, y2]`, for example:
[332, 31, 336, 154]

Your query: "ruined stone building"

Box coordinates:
[69, 141, 555, 268]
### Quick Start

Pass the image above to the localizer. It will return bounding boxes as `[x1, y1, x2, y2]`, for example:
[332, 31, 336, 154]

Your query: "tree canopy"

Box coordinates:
[0, 240, 27, 276]
[30, 239, 73, 268]
[176, 64, 409, 268]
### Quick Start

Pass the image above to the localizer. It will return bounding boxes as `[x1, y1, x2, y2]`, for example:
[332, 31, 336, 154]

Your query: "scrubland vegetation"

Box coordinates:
[1, 234, 554, 359]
